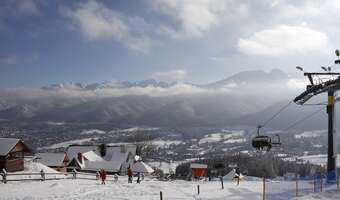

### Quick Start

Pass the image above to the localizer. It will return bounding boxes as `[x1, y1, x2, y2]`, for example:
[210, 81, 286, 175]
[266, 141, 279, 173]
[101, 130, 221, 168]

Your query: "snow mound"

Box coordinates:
[6, 160, 65, 181]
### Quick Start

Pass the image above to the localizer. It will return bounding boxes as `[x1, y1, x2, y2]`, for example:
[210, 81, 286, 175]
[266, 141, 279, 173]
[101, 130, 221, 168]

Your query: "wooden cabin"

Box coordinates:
[0, 138, 32, 172]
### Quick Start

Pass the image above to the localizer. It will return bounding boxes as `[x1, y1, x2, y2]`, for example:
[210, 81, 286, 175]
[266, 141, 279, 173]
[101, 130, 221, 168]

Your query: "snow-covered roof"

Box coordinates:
[36, 153, 68, 167]
[66, 145, 97, 160]
[190, 163, 208, 169]
[67, 144, 137, 172]
[0, 138, 24, 156]
[83, 151, 104, 162]
[132, 161, 154, 173]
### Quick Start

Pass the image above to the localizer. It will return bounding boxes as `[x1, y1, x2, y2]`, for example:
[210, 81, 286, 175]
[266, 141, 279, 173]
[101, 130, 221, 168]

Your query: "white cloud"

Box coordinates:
[149, 0, 248, 38]
[287, 78, 308, 90]
[63, 0, 153, 53]
[152, 69, 188, 82]
[63, 1, 128, 40]
[238, 25, 330, 57]
[64, 0, 128, 41]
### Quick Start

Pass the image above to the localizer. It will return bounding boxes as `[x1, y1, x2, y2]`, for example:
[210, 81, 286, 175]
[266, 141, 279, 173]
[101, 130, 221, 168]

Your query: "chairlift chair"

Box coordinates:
[271, 134, 282, 148]
[251, 125, 272, 151]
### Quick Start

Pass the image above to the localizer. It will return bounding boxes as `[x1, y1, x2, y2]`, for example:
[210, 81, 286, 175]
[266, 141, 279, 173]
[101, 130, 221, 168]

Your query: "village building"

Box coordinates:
[66, 144, 137, 174]
[35, 153, 69, 172]
[190, 163, 208, 178]
[0, 138, 32, 172]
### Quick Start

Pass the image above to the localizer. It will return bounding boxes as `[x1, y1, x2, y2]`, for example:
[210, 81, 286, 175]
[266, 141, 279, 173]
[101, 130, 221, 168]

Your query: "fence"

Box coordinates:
[0, 169, 104, 184]
[265, 170, 340, 200]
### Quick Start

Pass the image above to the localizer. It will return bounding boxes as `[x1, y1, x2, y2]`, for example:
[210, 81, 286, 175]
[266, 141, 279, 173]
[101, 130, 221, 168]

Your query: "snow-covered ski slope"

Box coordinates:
[1, 177, 339, 200]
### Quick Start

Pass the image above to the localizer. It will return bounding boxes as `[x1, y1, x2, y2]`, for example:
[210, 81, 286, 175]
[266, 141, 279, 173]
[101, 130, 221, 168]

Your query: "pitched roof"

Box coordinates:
[132, 161, 154, 173]
[66, 144, 137, 172]
[0, 138, 21, 156]
[66, 145, 98, 161]
[82, 151, 104, 162]
[36, 153, 68, 167]
[190, 163, 208, 169]
[66, 145, 137, 162]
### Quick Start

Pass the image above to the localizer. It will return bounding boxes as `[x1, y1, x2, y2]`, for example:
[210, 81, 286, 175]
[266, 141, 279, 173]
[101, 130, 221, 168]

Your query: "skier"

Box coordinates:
[127, 167, 133, 183]
[114, 174, 119, 182]
[40, 169, 45, 181]
[136, 172, 141, 184]
[234, 167, 241, 186]
[99, 169, 107, 185]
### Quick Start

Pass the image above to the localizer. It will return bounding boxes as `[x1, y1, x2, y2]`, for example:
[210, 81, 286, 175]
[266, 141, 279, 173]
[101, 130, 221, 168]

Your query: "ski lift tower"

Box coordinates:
[294, 50, 340, 183]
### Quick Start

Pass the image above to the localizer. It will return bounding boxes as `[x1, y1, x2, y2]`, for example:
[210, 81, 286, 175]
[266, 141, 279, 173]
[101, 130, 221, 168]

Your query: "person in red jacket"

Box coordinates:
[99, 169, 107, 185]
[127, 167, 133, 183]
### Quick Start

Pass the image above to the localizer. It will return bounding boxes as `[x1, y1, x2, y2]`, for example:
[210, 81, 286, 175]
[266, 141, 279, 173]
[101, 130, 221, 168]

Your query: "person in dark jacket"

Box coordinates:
[234, 167, 241, 186]
[127, 167, 133, 183]
[136, 172, 141, 184]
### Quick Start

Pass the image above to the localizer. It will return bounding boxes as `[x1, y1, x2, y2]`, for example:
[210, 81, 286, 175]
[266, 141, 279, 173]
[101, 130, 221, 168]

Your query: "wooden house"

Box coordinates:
[66, 144, 137, 174]
[0, 138, 32, 172]
[36, 153, 69, 172]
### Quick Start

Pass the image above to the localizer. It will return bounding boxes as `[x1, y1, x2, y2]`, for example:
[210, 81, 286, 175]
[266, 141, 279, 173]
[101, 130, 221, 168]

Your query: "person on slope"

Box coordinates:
[136, 172, 141, 184]
[114, 174, 119, 182]
[127, 167, 133, 183]
[99, 169, 107, 185]
[233, 167, 241, 186]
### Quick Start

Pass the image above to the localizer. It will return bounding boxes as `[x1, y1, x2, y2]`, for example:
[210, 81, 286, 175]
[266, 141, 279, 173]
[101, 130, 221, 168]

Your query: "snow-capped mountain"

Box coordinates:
[41, 79, 178, 91]
[0, 69, 312, 129]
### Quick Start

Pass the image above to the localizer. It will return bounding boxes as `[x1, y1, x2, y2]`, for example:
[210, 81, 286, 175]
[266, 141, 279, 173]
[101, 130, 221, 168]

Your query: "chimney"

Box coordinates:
[77, 152, 83, 164]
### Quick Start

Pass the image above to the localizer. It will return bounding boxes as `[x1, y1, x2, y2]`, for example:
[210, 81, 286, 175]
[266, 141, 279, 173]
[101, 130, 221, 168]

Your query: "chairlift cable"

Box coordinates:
[260, 101, 293, 128]
[282, 107, 325, 131]
[283, 94, 339, 130]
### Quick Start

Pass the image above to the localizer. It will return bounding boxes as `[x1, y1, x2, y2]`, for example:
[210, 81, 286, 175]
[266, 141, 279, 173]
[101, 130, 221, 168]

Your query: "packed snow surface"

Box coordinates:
[1, 176, 339, 199]
[0, 178, 263, 200]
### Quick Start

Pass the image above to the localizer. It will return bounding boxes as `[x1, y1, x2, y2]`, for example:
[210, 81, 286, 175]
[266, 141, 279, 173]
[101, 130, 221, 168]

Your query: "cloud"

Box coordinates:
[63, 1, 128, 41]
[0, 0, 41, 17]
[62, 0, 154, 53]
[152, 69, 188, 82]
[16, 0, 41, 16]
[0, 56, 19, 65]
[149, 0, 248, 38]
[238, 25, 330, 57]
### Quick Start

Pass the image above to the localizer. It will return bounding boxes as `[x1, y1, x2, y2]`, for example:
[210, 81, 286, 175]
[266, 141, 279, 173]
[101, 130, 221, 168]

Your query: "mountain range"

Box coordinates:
[0, 69, 330, 130]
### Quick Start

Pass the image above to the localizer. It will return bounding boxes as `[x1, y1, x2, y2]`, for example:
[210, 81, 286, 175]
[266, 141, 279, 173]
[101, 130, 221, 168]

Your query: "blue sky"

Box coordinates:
[1, 0, 340, 87]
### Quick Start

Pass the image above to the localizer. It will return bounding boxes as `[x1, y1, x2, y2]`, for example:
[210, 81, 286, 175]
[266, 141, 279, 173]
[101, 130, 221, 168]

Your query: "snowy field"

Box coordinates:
[1, 161, 338, 200]
[0, 178, 264, 200]
[1, 177, 339, 200]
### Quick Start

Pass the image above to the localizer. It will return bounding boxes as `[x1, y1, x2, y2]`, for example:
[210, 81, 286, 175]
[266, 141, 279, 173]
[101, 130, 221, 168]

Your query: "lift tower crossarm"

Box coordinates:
[294, 77, 340, 105]
[294, 56, 340, 183]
